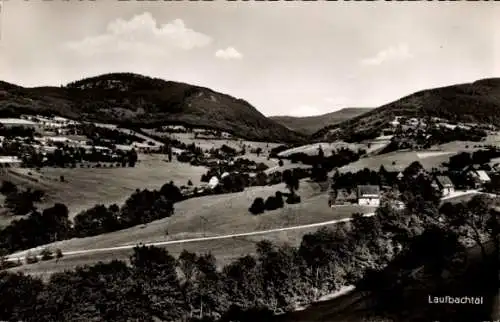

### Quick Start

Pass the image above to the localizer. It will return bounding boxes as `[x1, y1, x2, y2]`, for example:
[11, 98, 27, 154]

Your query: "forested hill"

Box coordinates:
[269, 107, 372, 135]
[312, 78, 500, 141]
[0, 73, 306, 143]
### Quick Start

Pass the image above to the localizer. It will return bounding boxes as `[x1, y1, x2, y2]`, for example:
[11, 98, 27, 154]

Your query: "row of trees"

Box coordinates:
[445, 148, 500, 171]
[0, 181, 183, 254]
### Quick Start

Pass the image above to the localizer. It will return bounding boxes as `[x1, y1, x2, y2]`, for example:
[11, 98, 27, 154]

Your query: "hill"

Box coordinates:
[0, 73, 306, 143]
[269, 108, 372, 135]
[312, 78, 500, 142]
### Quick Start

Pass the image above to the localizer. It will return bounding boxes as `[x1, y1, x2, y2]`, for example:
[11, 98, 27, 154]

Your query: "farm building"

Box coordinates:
[467, 169, 491, 188]
[432, 175, 455, 196]
[329, 189, 357, 206]
[357, 185, 381, 206]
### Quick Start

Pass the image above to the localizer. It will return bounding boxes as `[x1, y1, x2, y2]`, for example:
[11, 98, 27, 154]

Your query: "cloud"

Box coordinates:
[361, 43, 413, 66]
[63, 13, 212, 57]
[215, 47, 243, 60]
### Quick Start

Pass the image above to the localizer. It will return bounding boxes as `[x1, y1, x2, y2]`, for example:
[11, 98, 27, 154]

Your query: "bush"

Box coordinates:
[40, 248, 54, 261]
[264, 196, 280, 211]
[278, 159, 284, 167]
[249, 197, 265, 215]
[55, 248, 63, 260]
[286, 194, 301, 204]
[25, 252, 39, 264]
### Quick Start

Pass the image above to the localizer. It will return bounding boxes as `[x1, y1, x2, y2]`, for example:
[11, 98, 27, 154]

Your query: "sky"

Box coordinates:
[0, 1, 499, 117]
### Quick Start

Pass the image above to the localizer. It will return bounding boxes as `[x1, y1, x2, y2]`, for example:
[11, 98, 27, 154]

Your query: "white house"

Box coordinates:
[357, 185, 381, 206]
[208, 176, 219, 189]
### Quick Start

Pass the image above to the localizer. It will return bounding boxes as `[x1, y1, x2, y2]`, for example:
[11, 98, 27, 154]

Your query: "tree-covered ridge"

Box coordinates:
[312, 78, 500, 142]
[0, 73, 306, 143]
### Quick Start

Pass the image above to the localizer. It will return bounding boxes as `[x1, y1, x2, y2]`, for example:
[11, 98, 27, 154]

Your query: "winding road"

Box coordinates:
[5, 190, 481, 263]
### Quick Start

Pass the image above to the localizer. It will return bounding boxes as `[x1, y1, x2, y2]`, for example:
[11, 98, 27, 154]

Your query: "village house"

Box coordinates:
[467, 169, 491, 188]
[431, 175, 455, 196]
[357, 185, 381, 206]
[329, 188, 357, 206]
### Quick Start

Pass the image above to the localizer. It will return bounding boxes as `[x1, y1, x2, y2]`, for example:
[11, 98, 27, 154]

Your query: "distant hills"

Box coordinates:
[2, 74, 499, 144]
[312, 78, 500, 141]
[0, 73, 306, 143]
[269, 108, 373, 135]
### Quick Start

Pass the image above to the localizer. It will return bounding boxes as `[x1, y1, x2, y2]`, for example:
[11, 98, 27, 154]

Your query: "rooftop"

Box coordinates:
[357, 185, 380, 197]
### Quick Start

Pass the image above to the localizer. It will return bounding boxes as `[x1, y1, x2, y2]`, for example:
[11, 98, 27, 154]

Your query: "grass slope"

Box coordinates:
[8, 180, 374, 277]
[269, 108, 372, 135]
[0, 73, 306, 143]
[312, 78, 500, 141]
[0, 155, 207, 219]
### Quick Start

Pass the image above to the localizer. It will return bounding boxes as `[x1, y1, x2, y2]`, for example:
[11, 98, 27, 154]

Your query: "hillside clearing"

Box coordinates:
[278, 142, 367, 158]
[8, 180, 373, 261]
[0, 155, 207, 219]
[7, 222, 347, 281]
[335, 150, 456, 173]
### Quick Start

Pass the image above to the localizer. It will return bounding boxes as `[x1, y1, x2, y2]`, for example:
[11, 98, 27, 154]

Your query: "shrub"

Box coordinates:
[278, 159, 284, 167]
[286, 194, 301, 204]
[25, 252, 39, 264]
[249, 197, 265, 215]
[40, 248, 54, 261]
[264, 196, 280, 211]
[55, 249, 63, 260]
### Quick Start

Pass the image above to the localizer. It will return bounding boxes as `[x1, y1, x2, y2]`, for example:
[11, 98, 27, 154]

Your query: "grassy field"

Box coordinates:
[143, 130, 283, 153]
[8, 223, 345, 281]
[335, 150, 457, 174]
[0, 155, 207, 218]
[278, 142, 368, 158]
[8, 179, 374, 275]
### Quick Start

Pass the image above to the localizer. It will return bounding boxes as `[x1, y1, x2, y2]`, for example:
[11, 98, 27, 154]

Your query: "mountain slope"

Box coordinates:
[269, 108, 372, 135]
[312, 78, 500, 141]
[0, 73, 306, 143]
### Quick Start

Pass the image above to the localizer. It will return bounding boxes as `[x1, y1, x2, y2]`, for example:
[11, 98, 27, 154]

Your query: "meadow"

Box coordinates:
[0, 154, 208, 218]
[7, 179, 374, 275]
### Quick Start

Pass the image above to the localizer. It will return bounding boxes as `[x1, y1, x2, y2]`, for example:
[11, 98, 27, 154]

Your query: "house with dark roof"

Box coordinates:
[357, 185, 381, 206]
[467, 169, 491, 188]
[431, 175, 455, 196]
[329, 189, 357, 206]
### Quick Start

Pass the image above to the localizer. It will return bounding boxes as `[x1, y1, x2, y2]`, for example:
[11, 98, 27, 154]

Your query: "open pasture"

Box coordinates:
[8, 179, 372, 262]
[335, 150, 456, 174]
[1, 155, 207, 218]
[278, 142, 367, 158]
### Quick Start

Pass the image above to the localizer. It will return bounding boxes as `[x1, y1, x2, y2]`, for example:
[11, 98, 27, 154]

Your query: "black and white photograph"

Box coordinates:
[0, 1, 499, 321]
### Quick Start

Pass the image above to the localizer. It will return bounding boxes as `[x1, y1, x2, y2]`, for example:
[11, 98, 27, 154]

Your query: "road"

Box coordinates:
[5, 190, 482, 263]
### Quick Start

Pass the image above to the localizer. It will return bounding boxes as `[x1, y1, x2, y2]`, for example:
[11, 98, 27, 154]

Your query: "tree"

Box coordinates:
[128, 148, 138, 167]
[130, 246, 187, 320]
[249, 198, 265, 215]
[282, 169, 299, 196]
